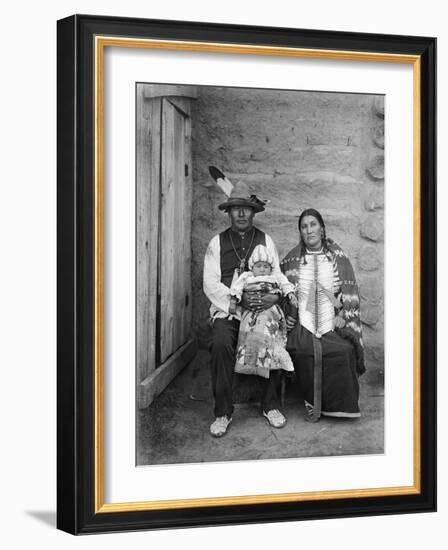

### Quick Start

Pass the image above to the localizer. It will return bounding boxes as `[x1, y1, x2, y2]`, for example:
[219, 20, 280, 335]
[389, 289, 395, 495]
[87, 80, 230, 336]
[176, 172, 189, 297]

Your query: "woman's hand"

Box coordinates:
[287, 292, 298, 308]
[334, 316, 346, 329]
[285, 314, 297, 332]
[241, 291, 279, 312]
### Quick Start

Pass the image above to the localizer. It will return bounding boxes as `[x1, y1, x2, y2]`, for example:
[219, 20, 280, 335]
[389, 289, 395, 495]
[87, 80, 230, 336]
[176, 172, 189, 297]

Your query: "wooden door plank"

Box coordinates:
[136, 89, 161, 383]
[182, 115, 193, 344]
[160, 100, 193, 362]
[147, 98, 162, 373]
[160, 100, 176, 363]
[172, 107, 186, 353]
[136, 85, 150, 383]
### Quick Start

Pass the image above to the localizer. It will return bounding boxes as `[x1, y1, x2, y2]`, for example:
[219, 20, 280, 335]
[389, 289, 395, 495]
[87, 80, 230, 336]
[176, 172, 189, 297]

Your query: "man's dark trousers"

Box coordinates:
[210, 317, 282, 418]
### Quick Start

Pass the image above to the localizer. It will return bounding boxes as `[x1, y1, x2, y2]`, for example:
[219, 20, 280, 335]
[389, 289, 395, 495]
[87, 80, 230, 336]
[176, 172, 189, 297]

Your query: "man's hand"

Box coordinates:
[241, 291, 280, 312]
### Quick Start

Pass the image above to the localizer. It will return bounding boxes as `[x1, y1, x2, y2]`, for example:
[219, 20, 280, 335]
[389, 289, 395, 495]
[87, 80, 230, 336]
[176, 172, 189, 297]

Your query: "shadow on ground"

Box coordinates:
[25, 511, 56, 528]
[137, 350, 384, 466]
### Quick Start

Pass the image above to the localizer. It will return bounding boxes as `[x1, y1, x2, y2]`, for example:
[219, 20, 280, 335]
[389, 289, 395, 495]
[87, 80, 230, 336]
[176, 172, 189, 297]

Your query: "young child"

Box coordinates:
[229, 245, 297, 379]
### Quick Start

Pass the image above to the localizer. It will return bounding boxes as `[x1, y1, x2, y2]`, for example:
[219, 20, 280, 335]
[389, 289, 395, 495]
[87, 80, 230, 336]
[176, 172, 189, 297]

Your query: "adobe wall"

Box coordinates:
[191, 86, 384, 379]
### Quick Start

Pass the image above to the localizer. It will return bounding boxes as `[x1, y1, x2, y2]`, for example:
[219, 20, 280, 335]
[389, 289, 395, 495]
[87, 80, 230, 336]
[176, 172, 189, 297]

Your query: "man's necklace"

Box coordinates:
[229, 228, 256, 274]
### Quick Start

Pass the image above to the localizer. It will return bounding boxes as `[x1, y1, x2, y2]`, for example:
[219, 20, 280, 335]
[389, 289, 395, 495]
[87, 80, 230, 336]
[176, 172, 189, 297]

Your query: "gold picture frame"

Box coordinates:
[57, 15, 436, 534]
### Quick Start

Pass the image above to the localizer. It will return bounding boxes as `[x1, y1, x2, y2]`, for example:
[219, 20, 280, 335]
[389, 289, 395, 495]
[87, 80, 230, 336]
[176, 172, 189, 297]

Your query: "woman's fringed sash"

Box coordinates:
[309, 252, 323, 422]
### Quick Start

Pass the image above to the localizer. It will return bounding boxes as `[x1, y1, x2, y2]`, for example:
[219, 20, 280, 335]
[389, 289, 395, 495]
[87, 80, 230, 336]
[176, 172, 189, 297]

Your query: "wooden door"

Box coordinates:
[158, 98, 192, 364]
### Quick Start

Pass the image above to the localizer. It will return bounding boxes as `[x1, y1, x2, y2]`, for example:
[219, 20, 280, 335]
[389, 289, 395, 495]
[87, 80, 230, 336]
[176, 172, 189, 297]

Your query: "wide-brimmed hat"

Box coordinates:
[208, 166, 267, 213]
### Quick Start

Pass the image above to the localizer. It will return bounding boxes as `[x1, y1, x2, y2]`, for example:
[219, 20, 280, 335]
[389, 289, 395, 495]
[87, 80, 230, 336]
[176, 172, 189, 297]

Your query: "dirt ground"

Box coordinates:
[137, 350, 384, 466]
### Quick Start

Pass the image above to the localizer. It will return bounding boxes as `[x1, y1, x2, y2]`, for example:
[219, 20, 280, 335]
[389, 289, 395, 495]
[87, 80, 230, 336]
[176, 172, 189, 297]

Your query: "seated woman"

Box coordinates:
[281, 208, 366, 422]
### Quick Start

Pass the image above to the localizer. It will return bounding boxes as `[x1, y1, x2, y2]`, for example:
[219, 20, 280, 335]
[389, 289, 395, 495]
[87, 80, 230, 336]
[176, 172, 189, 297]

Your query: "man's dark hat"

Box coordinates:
[208, 166, 267, 213]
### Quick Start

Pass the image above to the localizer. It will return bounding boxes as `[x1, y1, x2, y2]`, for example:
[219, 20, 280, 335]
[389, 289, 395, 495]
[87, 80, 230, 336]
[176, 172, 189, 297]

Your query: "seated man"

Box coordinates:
[203, 173, 287, 437]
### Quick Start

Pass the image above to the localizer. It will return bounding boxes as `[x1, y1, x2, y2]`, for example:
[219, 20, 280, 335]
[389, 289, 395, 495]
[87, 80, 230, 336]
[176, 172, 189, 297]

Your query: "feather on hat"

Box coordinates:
[208, 166, 268, 213]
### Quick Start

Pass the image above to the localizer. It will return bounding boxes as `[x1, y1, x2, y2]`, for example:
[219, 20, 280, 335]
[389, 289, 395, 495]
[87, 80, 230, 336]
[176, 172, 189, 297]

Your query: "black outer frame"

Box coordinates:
[57, 14, 436, 535]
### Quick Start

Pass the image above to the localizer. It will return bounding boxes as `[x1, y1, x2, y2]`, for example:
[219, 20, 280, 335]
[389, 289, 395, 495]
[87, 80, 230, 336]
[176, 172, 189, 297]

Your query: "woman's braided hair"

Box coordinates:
[297, 208, 329, 264]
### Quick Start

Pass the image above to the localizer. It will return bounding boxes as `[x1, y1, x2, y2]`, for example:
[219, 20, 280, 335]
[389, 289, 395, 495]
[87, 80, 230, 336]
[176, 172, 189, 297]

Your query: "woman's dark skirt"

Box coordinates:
[287, 324, 360, 417]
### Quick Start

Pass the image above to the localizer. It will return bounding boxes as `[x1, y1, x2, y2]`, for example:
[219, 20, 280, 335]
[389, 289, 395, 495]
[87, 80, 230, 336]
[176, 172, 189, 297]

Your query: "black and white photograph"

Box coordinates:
[136, 83, 385, 466]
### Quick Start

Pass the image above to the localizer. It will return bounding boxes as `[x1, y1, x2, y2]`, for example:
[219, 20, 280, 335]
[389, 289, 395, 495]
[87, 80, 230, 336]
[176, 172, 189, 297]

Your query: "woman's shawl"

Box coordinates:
[280, 238, 366, 376]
